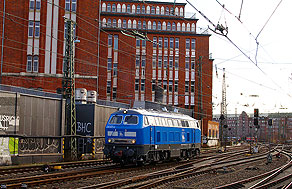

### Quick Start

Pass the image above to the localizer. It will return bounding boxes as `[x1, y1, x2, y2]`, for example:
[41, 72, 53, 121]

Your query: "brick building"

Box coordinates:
[0, 0, 213, 127]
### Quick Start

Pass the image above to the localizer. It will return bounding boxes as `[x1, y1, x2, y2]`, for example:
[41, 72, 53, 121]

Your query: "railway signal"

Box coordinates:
[254, 108, 259, 126]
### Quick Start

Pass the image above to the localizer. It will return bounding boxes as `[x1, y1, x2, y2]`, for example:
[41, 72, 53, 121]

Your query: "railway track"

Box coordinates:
[0, 147, 246, 188]
[0, 159, 112, 175]
[215, 148, 292, 189]
[78, 149, 258, 189]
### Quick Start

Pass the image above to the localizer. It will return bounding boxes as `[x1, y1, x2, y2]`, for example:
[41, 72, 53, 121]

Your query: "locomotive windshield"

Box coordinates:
[109, 115, 123, 124]
[124, 115, 138, 125]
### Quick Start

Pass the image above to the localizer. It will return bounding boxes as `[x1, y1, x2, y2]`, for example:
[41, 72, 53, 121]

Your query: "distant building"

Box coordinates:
[213, 112, 292, 143]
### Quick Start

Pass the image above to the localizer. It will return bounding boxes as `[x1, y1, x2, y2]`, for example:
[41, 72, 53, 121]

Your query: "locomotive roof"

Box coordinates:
[113, 109, 197, 121]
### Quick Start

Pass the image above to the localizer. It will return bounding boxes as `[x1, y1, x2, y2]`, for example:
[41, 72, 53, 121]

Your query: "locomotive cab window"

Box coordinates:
[124, 115, 138, 125]
[109, 115, 123, 124]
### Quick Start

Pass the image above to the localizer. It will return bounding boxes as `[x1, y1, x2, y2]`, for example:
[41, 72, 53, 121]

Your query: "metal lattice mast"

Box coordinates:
[62, 20, 77, 161]
[220, 68, 227, 145]
[221, 68, 227, 120]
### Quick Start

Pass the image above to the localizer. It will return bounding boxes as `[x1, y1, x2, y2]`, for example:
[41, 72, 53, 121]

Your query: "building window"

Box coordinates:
[152, 57, 156, 68]
[170, 38, 174, 49]
[113, 19, 116, 27]
[158, 37, 162, 48]
[107, 19, 111, 27]
[191, 57, 195, 69]
[153, 21, 156, 30]
[113, 63, 118, 76]
[158, 22, 161, 30]
[156, 6, 160, 14]
[142, 40, 146, 47]
[169, 57, 173, 69]
[191, 81, 195, 92]
[135, 79, 139, 91]
[164, 38, 168, 49]
[114, 35, 118, 50]
[108, 35, 112, 46]
[170, 7, 174, 15]
[142, 5, 145, 14]
[151, 6, 155, 14]
[143, 21, 146, 29]
[36, 0, 41, 10]
[127, 4, 131, 13]
[107, 81, 111, 93]
[166, 7, 169, 15]
[128, 20, 132, 28]
[191, 39, 196, 50]
[29, 0, 35, 10]
[138, 21, 141, 29]
[137, 5, 140, 13]
[71, 0, 77, 12]
[175, 38, 179, 49]
[185, 81, 189, 92]
[113, 87, 117, 99]
[185, 58, 189, 69]
[186, 39, 190, 49]
[141, 79, 145, 91]
[152, 80, 156, 91]
[107, 58, 112, 70]
[142, 56, 146, 67]
[172, 22, 176, 31]
[28, 21, 34, 37]
[163, 56, 168, 69]
[163, 80, 167, 90]
[175, 81, 178, 92]
[33, 56, 39, 72]
[167, 22, 171, 31]
[112, 4, 116, 12]
[123, 20, 127, 28]
[65, 0, 70, 11]
[153, 37, 157, 48]
[175, 57, 179, 68]
[117, 4, 121, 12]
[158, 56, 162, 68]
[107, 3, 111, 12]
[169, 81, 173, 92]
[27, 55, 32, 72]
[136, 55, 140, 67]
[136, 39, 140, 47]
[122, 4, 126, 12]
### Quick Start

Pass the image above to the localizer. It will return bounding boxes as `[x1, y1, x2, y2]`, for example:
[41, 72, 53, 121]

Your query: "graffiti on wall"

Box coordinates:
[0, 115, 19, 132]
[18, 138, 60, 154]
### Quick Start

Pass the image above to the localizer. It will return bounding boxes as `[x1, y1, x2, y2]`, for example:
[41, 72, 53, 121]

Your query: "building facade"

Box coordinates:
[0, 0, 213, 127]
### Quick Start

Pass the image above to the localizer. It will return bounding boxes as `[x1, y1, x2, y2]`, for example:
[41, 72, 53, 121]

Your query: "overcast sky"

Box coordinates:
[176, 0, 292, 115]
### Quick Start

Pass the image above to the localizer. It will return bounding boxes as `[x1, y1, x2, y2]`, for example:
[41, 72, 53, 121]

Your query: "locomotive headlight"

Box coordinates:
[131, 139, 136, 144]
[108, 138, 113, 143]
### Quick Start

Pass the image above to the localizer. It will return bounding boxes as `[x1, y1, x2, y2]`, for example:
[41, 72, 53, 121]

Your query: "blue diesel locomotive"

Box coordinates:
[103, 109, 201, 165]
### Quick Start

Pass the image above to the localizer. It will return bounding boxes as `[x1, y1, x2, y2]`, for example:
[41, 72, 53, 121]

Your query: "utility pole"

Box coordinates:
[197, 56, 203, 120]
[220, 68, 227, 152]
[62, 19, 77, 161]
